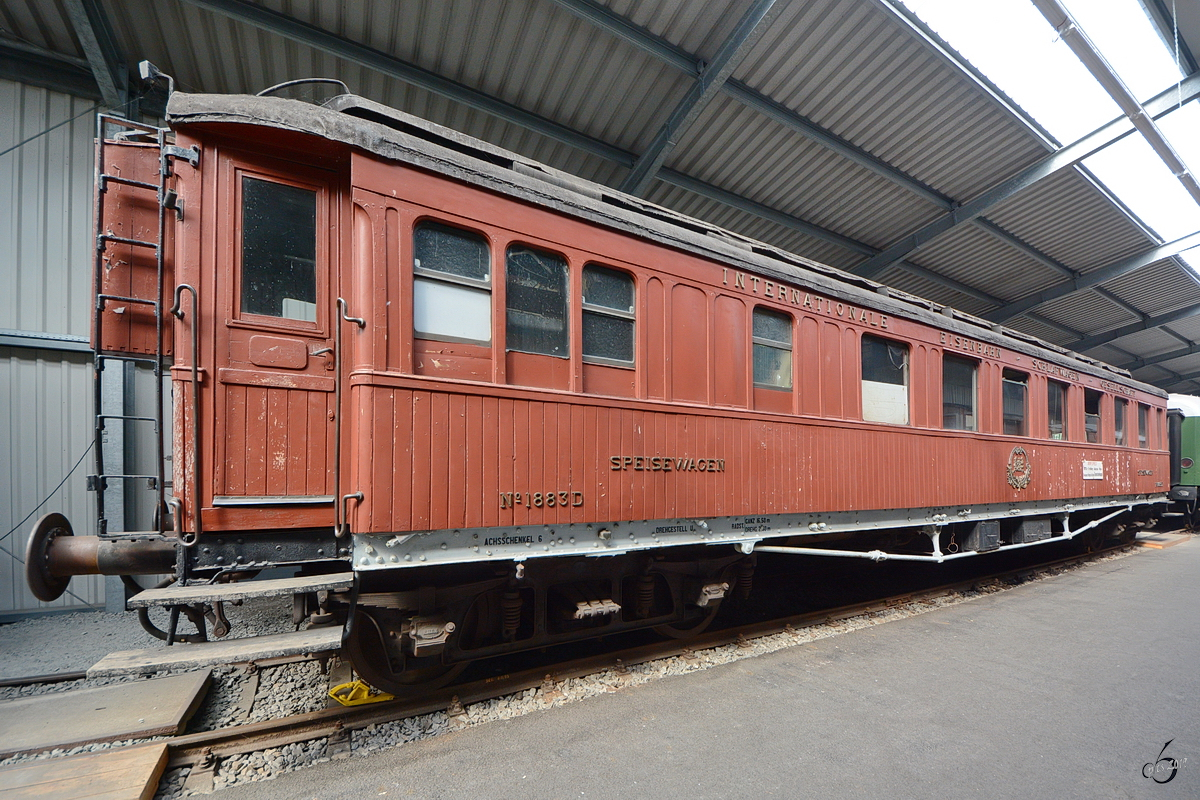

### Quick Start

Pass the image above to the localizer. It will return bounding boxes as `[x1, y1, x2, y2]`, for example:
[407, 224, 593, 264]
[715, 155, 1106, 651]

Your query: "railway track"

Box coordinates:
[157, 539, 1147, 782]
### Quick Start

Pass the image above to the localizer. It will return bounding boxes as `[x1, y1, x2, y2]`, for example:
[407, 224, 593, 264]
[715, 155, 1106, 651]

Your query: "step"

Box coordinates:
[127, 573, 354, 608]
[88, 626, 344, 678]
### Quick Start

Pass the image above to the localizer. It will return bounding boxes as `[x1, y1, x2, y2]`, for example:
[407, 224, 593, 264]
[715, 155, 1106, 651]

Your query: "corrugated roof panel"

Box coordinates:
[1095, 326, 1191, 358]
[1005, 315, 1077, 349]
[609, 0, 755, 59]
[1, 0, 81, 57]
[646, 183, 862, 270]
[986, 168, 1153, 275]
[668, 94, 943, 251]
[737, 0, 1051, 202]
[903, 223, 1063, 304]
[1101, 259, 1200, 317]
[1026, 290, 1135, 337]
[874, 265, 994, 317]
[1157, 314, 1200, 343]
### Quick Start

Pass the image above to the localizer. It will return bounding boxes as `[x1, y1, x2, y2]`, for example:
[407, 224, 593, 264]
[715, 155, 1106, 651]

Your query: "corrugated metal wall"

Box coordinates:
[0, 346, 102, 616]
[1, 79, 104, 616]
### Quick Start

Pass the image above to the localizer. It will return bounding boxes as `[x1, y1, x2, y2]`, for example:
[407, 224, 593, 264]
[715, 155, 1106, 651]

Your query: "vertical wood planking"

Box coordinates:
[410, 391, 431, 530]
[429, 392, 450, 529]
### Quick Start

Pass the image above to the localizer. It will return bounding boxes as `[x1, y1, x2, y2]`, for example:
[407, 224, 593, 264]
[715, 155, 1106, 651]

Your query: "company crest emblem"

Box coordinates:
[1007, 446, 1031, 490]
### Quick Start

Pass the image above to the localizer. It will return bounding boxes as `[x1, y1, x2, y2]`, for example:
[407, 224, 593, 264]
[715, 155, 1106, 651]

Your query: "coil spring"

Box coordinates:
[501, 590, 522, 640]
[735, 559, 755, 600]
[636, 574, 656, 618]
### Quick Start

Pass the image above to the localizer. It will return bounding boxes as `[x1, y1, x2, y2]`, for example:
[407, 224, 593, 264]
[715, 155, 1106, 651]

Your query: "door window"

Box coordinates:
[240, 176, 318, 322]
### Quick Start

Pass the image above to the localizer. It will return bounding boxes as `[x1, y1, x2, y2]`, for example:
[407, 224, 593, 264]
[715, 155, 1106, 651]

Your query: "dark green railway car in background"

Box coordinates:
[1168, 395, 1200, 524]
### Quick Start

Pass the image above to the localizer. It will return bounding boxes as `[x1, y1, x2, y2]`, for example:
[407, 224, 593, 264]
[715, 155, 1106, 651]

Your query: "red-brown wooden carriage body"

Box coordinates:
[141, 101, 1167, 547]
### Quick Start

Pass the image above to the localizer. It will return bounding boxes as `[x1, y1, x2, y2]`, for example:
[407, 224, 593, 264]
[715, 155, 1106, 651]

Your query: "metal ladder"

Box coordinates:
[88, 114, 196, 539]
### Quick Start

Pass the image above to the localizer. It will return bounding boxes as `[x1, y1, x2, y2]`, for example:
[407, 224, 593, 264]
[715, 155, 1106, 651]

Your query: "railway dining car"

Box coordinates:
[27, 73, 1168, 693]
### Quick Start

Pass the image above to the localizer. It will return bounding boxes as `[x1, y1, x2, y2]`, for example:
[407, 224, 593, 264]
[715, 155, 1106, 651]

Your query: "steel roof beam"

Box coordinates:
[1033, 0, 1200, 210]
[620, 0, 780, 197]
[985, 230, 1200, 323]
[62, 0, 126, 109]
[850, 71, 1200, 278]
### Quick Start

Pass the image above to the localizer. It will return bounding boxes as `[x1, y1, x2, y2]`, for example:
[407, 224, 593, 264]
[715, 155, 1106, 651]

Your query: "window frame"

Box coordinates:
[1002, 369, 1029, 437]
[942, 353, 978, 432]
[1083, 388, 1103, 444]
[581, 263, 636, 368]
[1114, 398, 1127, 446]
[752, 306, 794, 391]
[231, 165, 329, 336]
[411, 219, 494, 346]
[1047, 380, 1069, 441]
[861, 333, 910, 425]
[505, 241, 571, 359]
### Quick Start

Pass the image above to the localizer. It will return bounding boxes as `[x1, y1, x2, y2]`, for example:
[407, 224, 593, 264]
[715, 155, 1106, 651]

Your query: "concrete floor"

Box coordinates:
[218, 541, 1200, 800]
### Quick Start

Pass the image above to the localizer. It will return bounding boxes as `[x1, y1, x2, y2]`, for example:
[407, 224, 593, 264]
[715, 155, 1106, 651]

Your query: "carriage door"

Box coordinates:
[211, 157, 337, 525]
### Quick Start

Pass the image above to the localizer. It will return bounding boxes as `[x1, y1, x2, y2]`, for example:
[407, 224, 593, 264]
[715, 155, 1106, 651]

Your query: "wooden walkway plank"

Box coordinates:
[88, 627, 343, 678]
[0, 671, 210, 759]
[127, 573, 353, 608]
[0, 742, 167, 800]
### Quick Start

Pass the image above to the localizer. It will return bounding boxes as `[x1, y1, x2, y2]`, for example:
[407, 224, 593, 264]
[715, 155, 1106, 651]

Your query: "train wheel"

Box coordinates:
[344, 608, 468, 697]
[652, 604, 720, 639]
[1084, 525, 1108, 553]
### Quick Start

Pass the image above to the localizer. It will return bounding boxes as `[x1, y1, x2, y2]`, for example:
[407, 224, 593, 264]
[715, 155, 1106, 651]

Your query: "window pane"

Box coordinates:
[583, 265, 633, 312]
[506, 245, 568, 357]
[754, 344, 793, 389]
[1139, 404, 1148, 447]
[241, 177, 316, 320]
[753, 309, 791, 346]
[413, 278, 491, 344]
[943, 355, 976, 431]
[583, 311, 633, 363]
[1084, 389, 1102, 444]
[862, 335, 909, 424]
[1114, 399, 1126, 446]
[1003, 371, 1027, 436]
[414, 222, 489, 281]
[1048, 381, 1067, 440]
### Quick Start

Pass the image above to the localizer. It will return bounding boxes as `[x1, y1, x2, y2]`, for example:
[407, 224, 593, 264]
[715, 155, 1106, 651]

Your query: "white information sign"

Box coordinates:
[1082, 460, 1104, 480]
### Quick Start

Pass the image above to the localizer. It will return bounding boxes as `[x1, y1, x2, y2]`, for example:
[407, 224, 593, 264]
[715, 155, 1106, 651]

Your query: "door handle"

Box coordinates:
[310, 346, 335, 370]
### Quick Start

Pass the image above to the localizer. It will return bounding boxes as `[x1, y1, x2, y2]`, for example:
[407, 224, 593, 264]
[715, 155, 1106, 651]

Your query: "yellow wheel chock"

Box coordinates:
[328, 679, 395, 706]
